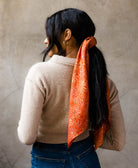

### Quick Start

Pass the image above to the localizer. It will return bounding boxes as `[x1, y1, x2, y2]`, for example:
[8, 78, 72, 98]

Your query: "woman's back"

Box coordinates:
[18, 54, 89, 145]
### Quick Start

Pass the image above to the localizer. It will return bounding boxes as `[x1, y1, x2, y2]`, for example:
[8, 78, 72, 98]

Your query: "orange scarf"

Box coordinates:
[68, 36, 111, 151]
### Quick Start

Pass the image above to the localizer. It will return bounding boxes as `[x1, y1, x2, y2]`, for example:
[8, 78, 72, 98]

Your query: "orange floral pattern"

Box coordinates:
[68, 37, 111, 151]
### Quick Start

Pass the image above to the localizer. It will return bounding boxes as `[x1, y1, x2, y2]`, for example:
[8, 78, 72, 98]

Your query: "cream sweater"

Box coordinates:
[17, 54, 126, 151]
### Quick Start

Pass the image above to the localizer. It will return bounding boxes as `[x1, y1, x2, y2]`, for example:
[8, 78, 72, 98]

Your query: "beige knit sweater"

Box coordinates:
[17, 54, 126, 151]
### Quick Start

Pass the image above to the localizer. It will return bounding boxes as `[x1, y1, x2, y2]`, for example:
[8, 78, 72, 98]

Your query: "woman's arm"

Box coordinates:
[99, 78, 126, 151]
[17, 65, 46, 145]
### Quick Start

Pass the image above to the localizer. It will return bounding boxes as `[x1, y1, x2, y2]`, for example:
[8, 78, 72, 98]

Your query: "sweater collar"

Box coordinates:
[49, 54, 76, 66]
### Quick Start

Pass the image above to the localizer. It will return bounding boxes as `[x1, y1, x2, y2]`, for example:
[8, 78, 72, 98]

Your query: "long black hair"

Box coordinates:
[42, 8, 109, 132]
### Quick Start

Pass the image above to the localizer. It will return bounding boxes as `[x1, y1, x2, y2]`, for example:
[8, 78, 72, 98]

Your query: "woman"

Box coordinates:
[17, 8, 126, 168]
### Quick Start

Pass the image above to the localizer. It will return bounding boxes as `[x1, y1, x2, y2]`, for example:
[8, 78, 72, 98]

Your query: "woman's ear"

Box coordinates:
[64, 28, 72, 42]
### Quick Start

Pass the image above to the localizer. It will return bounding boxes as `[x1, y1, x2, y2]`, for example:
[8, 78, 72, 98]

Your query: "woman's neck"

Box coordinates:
[65, 47, 79, 58]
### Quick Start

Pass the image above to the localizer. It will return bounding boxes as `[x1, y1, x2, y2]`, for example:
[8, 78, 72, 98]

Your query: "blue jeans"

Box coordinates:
[31, 136, 101, 168]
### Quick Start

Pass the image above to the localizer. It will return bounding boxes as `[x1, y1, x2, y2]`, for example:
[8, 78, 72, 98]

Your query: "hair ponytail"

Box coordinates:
[88, 46, 109, 131]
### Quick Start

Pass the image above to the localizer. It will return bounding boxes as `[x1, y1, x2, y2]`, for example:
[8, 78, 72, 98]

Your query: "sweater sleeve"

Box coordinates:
[17, 64, 46, 145]
[99, 78, 126, 151]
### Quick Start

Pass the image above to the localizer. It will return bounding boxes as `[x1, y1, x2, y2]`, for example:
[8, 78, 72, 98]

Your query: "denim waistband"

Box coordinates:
[32, 136, 95, 157]
[33, 136, 93, 152]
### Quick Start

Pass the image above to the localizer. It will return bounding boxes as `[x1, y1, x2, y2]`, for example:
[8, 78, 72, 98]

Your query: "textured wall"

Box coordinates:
[0, 0, 138, 167]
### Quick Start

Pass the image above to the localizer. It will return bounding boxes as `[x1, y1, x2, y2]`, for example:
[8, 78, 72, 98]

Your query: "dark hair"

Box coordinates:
[42, 8, 109, 133]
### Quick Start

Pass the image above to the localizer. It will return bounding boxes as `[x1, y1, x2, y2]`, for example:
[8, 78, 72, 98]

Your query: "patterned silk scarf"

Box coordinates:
[68, 36, 111, 151]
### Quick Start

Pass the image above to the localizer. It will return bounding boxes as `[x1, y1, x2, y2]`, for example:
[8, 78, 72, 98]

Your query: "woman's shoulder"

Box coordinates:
[28, 62, 48, 72]
[107, 76, 119, 102]
[25, 62, 49, 82]
[107, 77, 118, 90]
[27, 61, 51, 76]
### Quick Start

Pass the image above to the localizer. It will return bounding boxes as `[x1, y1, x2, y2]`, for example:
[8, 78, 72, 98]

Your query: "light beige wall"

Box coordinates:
[0, 0, 138, 167]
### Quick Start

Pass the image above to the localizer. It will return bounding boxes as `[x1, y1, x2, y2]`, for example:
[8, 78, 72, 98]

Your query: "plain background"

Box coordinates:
[0, 0, 138, 167]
